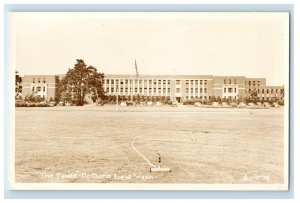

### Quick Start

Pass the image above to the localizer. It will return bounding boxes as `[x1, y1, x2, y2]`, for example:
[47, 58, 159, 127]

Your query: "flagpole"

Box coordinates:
[116, 84, 119, 111]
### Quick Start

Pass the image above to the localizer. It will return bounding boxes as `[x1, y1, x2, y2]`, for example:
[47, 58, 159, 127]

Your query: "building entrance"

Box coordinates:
[176, 97, 181, 103]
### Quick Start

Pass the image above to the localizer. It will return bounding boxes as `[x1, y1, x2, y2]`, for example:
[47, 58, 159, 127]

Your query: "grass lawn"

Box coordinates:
[15, 105, 284, 184]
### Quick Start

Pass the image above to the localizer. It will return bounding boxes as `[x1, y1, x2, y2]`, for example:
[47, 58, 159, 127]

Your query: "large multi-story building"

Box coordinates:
[21, 74, 283, 103]
[21, 75, 60, 100]
[103, 75, 283, 103]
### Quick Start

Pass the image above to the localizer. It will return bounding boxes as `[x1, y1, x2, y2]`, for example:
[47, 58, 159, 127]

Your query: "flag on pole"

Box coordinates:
[135, 59, 139, 79]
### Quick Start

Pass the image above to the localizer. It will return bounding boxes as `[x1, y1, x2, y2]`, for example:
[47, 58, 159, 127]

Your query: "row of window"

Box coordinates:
[106, 87, 171, 93]
[247, 81, 261, 86]
[105, 79, 209, 86]
[32, 86, 46, 92]
[184, 88, 207, 93]
[247, 89, 281, 94]
[32, 78, 46, 83]
[183, 80, 207, 85]
[106, 79, 172, 85]
[224, 88, 237, 93]
[224, 79, 237, 84]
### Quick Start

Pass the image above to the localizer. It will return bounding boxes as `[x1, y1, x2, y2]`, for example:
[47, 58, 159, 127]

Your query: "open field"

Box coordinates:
[15, 105, 284, 184]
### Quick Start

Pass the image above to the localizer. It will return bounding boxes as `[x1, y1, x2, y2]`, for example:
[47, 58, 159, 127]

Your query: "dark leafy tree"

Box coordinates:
[61, 59, 105, 106]
[15, 70, 22, 99]
[249, 88, 259, 103]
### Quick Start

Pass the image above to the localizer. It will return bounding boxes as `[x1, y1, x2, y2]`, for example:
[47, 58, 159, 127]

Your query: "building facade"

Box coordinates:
[104, 74, 283, 103]
[20, 74, 283, 103]
[21, 75, 59, 100]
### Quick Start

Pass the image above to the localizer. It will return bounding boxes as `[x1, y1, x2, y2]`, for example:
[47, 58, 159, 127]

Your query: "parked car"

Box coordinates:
[120, 101, 127, 107]
[194, 102, 202, 107]
[147, 101, 153, 107]
[139, 102, 146, 107]
[171, 101, 178, 107]
[49, 101, 56, 107]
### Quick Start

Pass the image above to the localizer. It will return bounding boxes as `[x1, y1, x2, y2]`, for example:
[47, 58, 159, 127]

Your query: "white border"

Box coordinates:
[7, 11, 290, 191]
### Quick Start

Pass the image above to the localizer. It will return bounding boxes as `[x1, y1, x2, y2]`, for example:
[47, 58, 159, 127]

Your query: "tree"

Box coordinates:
[15, 70, 22, 99]
[61, 59, 105, 106]
[249, 88, 258, 103]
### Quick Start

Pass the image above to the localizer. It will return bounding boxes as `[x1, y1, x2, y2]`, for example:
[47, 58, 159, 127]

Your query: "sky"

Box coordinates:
[10, 12, 289, 85]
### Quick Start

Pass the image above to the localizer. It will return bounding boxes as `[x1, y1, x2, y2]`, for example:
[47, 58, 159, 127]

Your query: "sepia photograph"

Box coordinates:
[8, 12, 289, 190]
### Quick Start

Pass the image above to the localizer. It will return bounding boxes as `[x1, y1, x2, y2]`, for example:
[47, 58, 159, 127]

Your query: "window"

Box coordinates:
[191, 80, 193, 85]
[38, 78, 41, 83]
[224, 88, 226, 93]
[253, 81, 256, 86]
[195, 88, 198, 92]
[262, 89, 264, 93]
[229, 79, 231, 84]
[176, 88, 180, 93]
[120, 81, 123, 85]
[37, 87, 41, 92]
[204, 96, 207, 99]
[224, 79, 226, 84]
[106, 88, 109, 92]
[32, 87, 35, 91]
[43, 79, 46, 83]
[186, 88, 189, 92]
[33, 78, 35, 83]
[168, 80, 170, 85]
[120, 88, 123, 92]
[111, 80, 114, 84]
[249, 81, 251, 86]
[111, 88, 114, 92]
[186, 96, 189, 99]
[276, 89, 278, 93]
[267, 89, 269, 94]
[154, 81, 157, 85]
[168, 88, 170, 93]
[191, 88, 193, 93]
[228, 88, 232, 93]
[176, 80, 180, 85]
[43, 87, 45, 91]
[204, 88, 207, 93]
[106, 79, 109, 84]
[257, 81, 260, 86]
[271, 89, 274, 93]
[234, 88, 237, 93]
[163, 80, 166, 84]
[204, 80, 207, 85]
[200, 80, 203, 85]
[200, 88, 203, 93]
[234, 79, 236, 84]
[125, 80, 128, 84]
